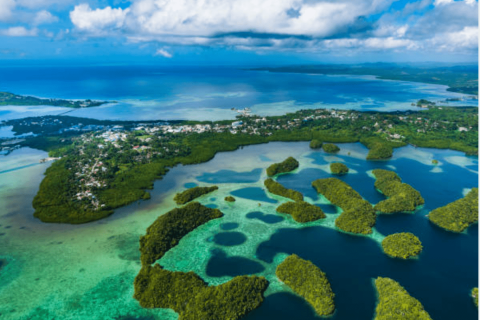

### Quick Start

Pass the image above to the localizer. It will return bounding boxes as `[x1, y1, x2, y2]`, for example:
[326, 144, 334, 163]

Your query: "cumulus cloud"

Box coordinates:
[0, 0, 16, 21]
[70, 4, 129, 33]
[0, 26, 37, 36]
[154, 48, 173, 58]
[33, 10, 58, 25]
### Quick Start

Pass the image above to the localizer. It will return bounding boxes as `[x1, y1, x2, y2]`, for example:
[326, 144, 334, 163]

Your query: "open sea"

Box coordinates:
[0, 65, 477, 122]
[0, 142, 477, 320]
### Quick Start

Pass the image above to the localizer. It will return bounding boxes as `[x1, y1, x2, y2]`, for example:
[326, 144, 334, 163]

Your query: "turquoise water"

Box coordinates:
[0, 66, 476, 121]
[0, 142, 477, 319]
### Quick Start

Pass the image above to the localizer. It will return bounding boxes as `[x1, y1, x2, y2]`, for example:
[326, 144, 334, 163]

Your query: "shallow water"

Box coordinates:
[0, 142, 477, 319]
[0, 66, 476, 121]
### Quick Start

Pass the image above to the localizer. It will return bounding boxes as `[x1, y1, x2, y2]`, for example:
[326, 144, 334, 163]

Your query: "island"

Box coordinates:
[139, 202, 223, 265]
[134, 264, 269, 320]
[309, 139, 323, 149]
[428, 188, 478, 232]
[264, 178, 303, 202]
[276, 254, 335, 316]
[10, 104, 475, 224]
[225, 196, 236, 202]
[312, 178, 376, 234]
[381, 232, 423, 259]
[276, 201, 326, 222]
[174, 186, 219, 205]
[322, 143, 340, 153]
[372, 169, 424, 213]
[0, 91, 109, 108]
[472, 288, 478, 307]
[374, 277, 432, 320]
[432, 159, 439, 165]
[330, 162, 349, 175]
[266, 157, 299, 176]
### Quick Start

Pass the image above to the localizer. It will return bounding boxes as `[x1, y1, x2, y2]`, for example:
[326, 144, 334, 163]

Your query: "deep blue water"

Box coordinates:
[197, 144, 478, 320]
[0, 66, 475, 121]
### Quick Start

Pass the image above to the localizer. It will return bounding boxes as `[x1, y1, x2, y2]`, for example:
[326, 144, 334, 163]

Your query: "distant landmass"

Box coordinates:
[0, 91, 111, 108]
[253, 64, 479, 96]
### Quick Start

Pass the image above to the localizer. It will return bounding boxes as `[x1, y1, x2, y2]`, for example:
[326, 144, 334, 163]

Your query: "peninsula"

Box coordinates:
[0, 91, 110, 108]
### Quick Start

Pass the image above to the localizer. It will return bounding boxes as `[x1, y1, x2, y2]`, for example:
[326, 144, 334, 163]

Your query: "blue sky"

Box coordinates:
[0, 0, 477, 64]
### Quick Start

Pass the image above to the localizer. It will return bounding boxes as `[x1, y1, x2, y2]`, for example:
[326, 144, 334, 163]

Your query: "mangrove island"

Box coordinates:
[381, 232, 423, 259]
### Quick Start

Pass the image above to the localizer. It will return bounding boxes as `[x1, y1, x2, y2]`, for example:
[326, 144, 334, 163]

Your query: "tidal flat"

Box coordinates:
[0, 142, 477, 320]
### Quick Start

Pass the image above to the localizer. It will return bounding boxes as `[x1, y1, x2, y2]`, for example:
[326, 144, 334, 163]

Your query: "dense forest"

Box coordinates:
[266, 157, 299, 176]
[139, 202, 223, 265]
[264, 178, 304, 202]
[312, 178, 376, 234]
[322, 143, 340, 153]
[276, 201, 326, 222]
[174, 186, 219, 205]
[472, 288, 478, 308]
[428, 188, 478, 232]
[276, 254, 335, 316]
[374, 277, 432, 320]
[372, 169, 424, 213]
[381, 232, 423, 259]
[309, 139, 323, 149]
[330, 162, 349, 175]
[0, 91, 109, 108]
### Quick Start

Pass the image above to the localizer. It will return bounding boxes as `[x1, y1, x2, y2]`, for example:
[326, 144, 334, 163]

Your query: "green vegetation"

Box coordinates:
[174, 186, 219, 205]
[472, 288, 478, 307]
[312, 178, 376, 234]
[428, 188, 478, 232]
[264, 178, 303, 202]
[134, 264, 269, 320]
[381, 232, 423, 259]
[139, 202, 223, 265]
[322, 143, 340, 153]
[225, 196, 236, 202]
[256, 64, 478, 95]
[432, 159, 439, 165]
[276, 201, 325, 222]
[361, 136, 405, 160]
[0, 91, 109, 108]
[266, 157, 299, 176]
[417, 99, 436, 107]
[372, 169, 425, 213]
[374, 277, 432, 320]
[330, 162, 349, 175]
[309, 139, 323, 149]
[276, 254, 335, 316]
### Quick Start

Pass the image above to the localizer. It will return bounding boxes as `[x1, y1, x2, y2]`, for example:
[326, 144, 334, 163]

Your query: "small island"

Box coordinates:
[134, 264, 269, 320]
[322, 143, 340, 153]
[330, 162, 349, 175]
[139, 202, 223, 265]
[372, 169, 424, 213]
[276, 201, 326, 222]
[174, 186, 219, 205]
[264, 178, 303, 202]
[309, 139, 323, 149]
[225, 196, 236, 202]
[312, 178, 376, 234]
[0, 91, 109, 108]
[472, 287, 478, 307]
[374, 277, 432, 320]
[432, 159, 439, 165]
[266, 157, 299, 176]
[428, 188, 478, 232]
[276, 254, 335, 316]
[381, 232, 423, 259]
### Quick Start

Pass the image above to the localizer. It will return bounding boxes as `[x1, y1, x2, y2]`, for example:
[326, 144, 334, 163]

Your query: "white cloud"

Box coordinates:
[33, 10, 58, 25]
[429, 26, 478, 50]
[0, 0, 15, 21]
[154, 48, 173, 58]
[70, 4, 129, 33]
[0, 26, 37, 36]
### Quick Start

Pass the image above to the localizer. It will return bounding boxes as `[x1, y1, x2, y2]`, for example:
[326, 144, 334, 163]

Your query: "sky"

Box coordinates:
[0, 0, 477, 65]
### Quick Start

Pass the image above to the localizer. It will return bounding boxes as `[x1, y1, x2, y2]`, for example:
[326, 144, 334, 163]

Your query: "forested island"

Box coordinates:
[322, 143, 340, 153]
[472, 288, 478, 307]
[134, 265, 269, 319]
[374, 277, 432, 320]
[381, 232, 423, 259]
[276, 201, 326, 222]
[309, 139, 322, 149]
[312, 178, 376, 234]
[2, 104, 476, 224]
[330, 162, 349, 175]
[139, 202, 223, 265]
[372, 169, 424, 213]
[266, 157, 299, 176]
[276, 254, 335, 316]
[264, 178, 303, 201]
[174, 186, 219, 205]
[225, 196, 236, 202]
[0, 91, 109, 108]
[428, 188, 478, 232]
